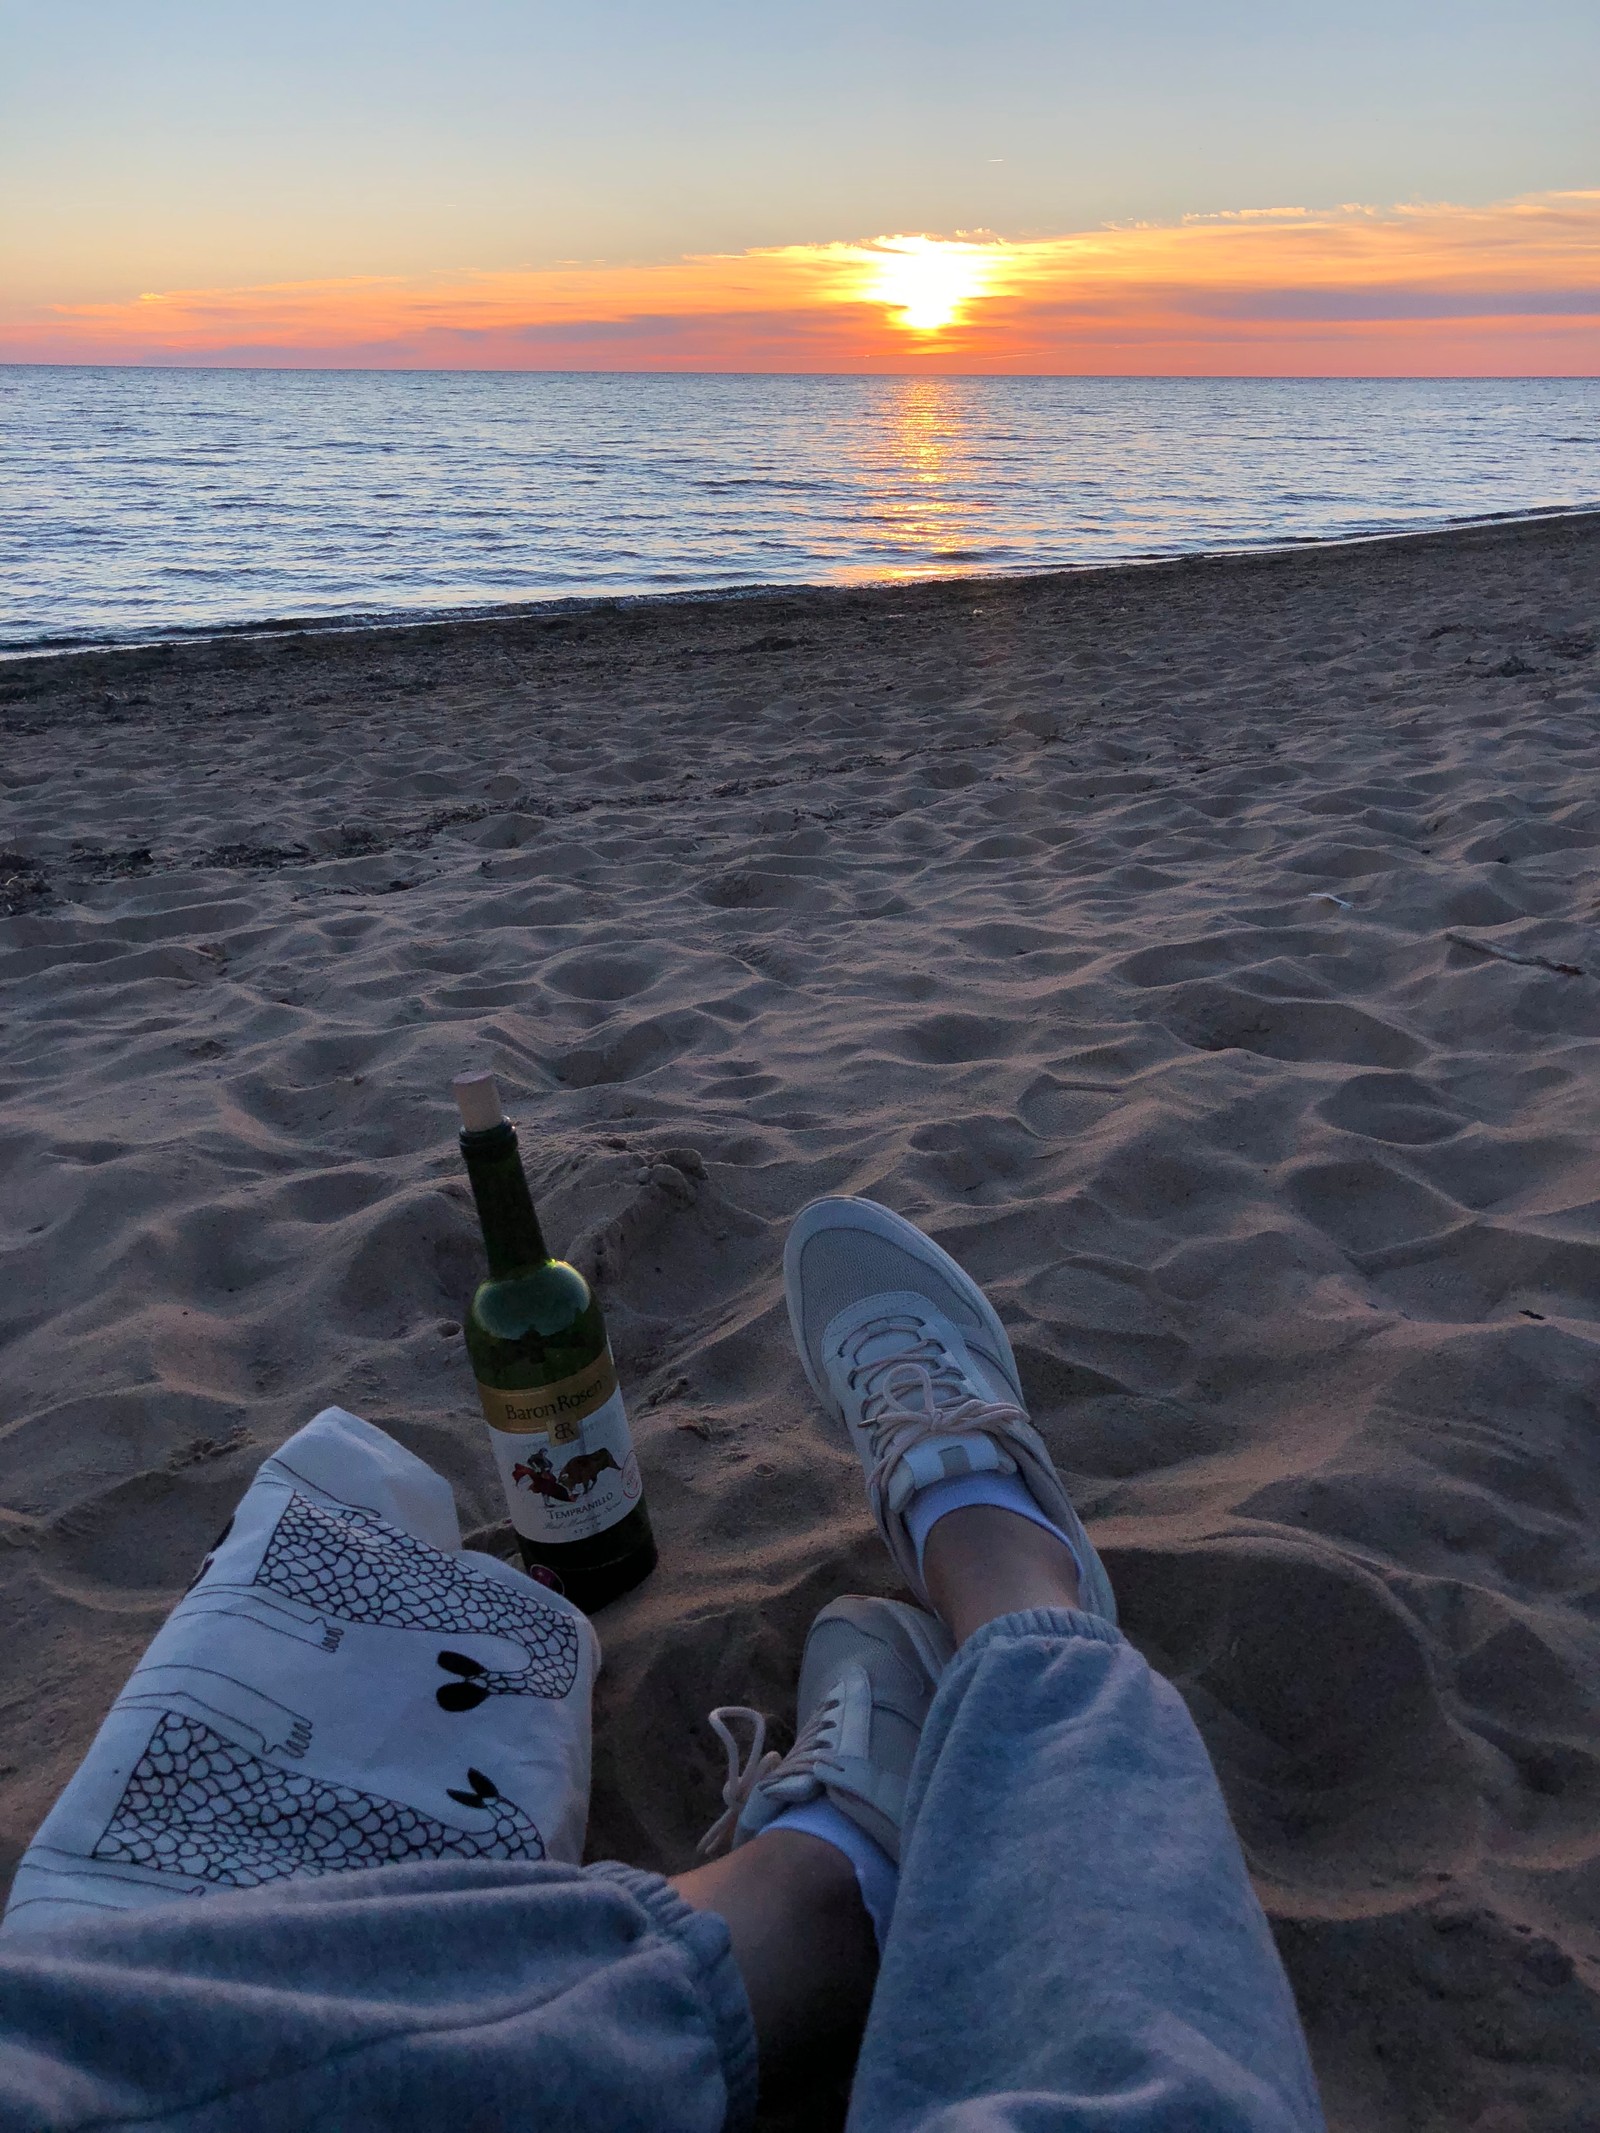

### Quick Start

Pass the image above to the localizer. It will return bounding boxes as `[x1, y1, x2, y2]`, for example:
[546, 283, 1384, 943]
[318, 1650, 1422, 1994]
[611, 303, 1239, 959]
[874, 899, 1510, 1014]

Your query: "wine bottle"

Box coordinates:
[452, 1071, 657, 1612]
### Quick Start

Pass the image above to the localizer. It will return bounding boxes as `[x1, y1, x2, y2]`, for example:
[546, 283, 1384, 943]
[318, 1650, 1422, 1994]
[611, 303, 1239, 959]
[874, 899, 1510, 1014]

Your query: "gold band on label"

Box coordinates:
[476, 1350, 617, 1444]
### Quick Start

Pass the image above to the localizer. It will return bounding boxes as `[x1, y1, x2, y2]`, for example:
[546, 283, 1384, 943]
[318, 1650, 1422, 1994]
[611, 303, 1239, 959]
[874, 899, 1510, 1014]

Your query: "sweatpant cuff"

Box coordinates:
[585, 1862, 760, 2131]
[955, 1603, 1124, 1662]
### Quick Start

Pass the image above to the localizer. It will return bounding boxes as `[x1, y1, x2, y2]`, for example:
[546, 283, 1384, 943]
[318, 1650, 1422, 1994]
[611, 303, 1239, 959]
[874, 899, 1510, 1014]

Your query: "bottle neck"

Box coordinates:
[460, 1123, 550, 1278]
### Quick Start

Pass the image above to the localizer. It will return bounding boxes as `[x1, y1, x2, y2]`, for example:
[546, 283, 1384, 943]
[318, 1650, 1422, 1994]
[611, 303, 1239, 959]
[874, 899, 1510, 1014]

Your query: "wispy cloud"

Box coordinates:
[5, 191, 1596, 372]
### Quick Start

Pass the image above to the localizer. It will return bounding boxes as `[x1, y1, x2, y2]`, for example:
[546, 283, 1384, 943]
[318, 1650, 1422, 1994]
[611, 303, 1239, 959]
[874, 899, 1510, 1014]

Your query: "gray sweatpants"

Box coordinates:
[0, 1607, 1325, 2132]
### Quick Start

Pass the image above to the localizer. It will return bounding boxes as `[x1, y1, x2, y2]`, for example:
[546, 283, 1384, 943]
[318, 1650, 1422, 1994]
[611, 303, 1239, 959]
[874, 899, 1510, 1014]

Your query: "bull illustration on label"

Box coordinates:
[557, 1447, 620, 1496]
[512, 1445, 621, 1501]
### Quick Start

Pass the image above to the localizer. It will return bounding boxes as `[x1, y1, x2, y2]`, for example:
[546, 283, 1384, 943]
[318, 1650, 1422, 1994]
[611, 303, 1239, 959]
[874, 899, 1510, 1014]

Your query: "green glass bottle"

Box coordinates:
[452, 1071, 657, 1613]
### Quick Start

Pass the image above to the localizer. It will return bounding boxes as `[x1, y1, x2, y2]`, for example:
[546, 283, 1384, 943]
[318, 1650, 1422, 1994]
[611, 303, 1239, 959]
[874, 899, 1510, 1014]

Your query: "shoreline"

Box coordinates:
[6, 500, 1598, 668]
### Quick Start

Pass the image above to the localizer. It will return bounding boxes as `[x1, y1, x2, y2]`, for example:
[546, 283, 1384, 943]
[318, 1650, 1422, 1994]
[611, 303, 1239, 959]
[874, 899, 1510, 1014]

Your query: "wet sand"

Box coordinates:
[3, 512, 1600, 2129]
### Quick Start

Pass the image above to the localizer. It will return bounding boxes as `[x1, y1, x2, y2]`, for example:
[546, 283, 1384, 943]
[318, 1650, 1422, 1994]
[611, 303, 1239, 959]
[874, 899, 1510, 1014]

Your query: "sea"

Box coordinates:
[3, 368, 1597, 652]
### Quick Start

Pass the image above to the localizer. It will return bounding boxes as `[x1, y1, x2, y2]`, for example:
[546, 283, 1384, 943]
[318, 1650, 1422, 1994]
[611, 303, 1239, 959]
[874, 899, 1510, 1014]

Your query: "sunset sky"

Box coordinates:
[4, 0, 1597, 373]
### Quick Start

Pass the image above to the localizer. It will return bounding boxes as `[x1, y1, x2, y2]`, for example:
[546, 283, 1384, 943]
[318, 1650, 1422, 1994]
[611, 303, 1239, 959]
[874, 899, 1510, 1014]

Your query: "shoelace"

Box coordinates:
[841, 1317, 1030, 1509]
[695, 1690, 846, 1857]
[843, 1315, 977, 1423]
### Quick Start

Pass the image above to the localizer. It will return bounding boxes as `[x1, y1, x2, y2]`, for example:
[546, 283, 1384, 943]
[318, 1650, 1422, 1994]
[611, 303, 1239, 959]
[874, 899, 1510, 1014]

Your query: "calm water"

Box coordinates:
[3, 368, 1597, 650]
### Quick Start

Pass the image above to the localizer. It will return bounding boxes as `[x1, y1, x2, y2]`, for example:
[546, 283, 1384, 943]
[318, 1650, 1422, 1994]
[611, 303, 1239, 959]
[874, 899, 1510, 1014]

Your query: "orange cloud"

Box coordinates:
[5, 191, 1597, 373]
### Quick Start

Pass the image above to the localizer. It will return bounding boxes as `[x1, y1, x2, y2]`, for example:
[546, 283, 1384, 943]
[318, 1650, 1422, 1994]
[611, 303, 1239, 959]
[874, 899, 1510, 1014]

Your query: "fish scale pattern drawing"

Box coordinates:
[250, 1490, 580, 1699]
[94, 1714, 544, 1887]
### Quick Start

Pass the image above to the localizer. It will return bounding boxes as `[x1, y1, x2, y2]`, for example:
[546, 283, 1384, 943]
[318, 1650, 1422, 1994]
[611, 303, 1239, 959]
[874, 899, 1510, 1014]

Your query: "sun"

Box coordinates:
[867, 237, 997, 334]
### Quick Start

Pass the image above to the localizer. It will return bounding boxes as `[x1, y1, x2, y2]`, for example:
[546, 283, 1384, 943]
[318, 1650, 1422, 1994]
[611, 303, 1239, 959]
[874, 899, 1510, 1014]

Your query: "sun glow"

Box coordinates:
[7, 193, 1595, 372]
[865, 237, 1000, 333]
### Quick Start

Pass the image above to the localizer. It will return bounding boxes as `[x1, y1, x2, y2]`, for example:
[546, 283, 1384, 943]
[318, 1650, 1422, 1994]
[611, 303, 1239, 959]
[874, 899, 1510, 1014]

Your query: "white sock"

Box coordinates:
[766, 1799, 898, 1951]
[903, 1470, 1083, 1583]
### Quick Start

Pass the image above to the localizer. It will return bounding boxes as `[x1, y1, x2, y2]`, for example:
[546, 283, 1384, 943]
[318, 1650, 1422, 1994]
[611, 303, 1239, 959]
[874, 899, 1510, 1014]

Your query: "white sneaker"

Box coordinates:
[783, 1196, 1117, 1620]
[697, 1595, 952, 1864]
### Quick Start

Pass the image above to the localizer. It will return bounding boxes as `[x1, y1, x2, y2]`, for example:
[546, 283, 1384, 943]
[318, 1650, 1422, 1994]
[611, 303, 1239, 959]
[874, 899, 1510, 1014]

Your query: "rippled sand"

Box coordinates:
[3, 513, 1599, 2128]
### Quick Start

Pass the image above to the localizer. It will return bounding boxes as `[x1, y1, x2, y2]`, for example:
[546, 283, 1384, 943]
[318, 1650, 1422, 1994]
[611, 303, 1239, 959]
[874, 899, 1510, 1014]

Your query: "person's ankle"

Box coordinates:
[921, 1504, 1082, 1646]
[672, 1830, 877, 2071]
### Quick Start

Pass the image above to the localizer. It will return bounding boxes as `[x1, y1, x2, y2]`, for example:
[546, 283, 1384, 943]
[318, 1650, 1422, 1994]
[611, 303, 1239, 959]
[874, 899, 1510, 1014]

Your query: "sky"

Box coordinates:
[2, 0, 1597, 372]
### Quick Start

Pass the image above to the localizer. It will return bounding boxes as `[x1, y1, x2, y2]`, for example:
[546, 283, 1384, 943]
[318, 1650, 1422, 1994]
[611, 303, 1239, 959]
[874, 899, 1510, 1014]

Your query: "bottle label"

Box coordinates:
[478, 1353, 641, 1545]
[476, 1351, 617, 1446]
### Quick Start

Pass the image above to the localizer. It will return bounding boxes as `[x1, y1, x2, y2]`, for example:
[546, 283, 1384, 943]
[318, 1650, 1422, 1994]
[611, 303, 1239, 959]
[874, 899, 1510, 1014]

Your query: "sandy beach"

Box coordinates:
[3, 512, 1600, 2128]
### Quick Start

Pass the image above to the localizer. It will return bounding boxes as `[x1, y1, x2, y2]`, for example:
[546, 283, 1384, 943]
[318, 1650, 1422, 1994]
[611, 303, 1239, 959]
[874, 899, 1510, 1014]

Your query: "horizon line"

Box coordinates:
[4, 361, 1597, 381]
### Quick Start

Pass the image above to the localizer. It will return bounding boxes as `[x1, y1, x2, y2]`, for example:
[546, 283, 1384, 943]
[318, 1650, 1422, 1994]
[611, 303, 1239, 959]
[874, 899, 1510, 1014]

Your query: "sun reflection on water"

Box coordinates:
[831, 378, 999, 581]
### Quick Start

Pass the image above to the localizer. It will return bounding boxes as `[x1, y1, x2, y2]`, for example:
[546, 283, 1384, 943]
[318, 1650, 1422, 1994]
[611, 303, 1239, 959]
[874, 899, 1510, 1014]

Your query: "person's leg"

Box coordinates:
[0, 1857, 757, 2133]
[674, 1591, 953, 2103]
[920, 1502, 1080, 1642]
[849, 1507, 1324, 2130]
[782, 1198, 1324, 2133]
[674, 1829, 878, 2085]
[668, 1523, 1085, 2101]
